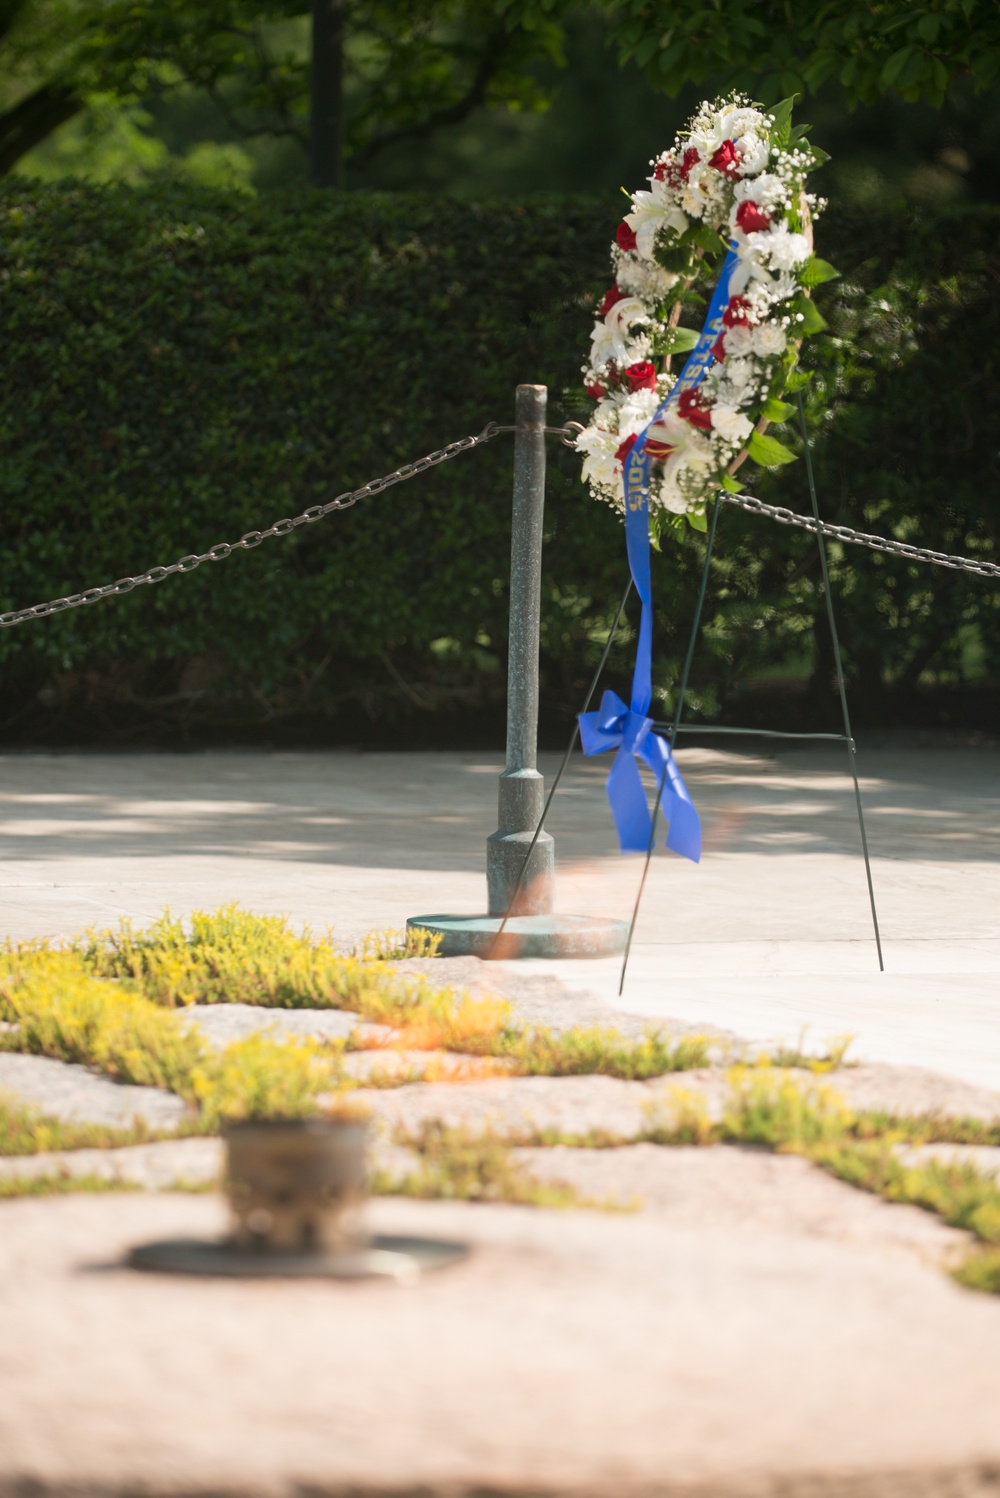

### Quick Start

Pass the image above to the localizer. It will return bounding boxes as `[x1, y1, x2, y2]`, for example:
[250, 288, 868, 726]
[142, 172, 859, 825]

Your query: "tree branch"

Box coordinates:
[0, 82, 81, 176]
[348, 29, 511, 170]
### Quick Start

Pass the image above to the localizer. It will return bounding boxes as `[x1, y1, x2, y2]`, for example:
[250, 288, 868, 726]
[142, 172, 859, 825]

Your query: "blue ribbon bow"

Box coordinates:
[579, 240, 741, 864]
[579, 688, 701, 858]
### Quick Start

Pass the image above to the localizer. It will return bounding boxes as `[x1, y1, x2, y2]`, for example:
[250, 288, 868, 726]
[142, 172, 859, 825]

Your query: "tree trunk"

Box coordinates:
[310, 0, 345, 188]
[0, 83, 80, 178]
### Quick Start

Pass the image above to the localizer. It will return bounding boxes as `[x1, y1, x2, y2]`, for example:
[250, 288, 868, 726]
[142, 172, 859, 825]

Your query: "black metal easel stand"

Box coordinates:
[618, 391, 883, 991]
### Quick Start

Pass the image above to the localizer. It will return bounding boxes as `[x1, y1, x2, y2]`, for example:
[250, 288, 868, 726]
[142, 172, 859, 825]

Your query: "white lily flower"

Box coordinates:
[626, 190, 689, 260]
[588, 294, 653, 367]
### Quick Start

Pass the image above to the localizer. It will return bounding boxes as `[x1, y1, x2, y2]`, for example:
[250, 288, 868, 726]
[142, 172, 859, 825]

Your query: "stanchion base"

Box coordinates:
[406, 913, 628, 960]
[128, 1233, 468, 1280]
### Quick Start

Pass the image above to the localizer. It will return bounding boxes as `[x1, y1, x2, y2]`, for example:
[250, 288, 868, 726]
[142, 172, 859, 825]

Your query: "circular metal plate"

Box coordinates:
[127, 1234, 468, 1280]
[406, 912, 628, 959]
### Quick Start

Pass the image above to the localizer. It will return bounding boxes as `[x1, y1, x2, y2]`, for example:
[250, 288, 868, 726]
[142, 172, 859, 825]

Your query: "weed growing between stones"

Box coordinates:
[953, 1246, 1000, 1294]
[1, 949, 206, 1093]
[349, 927, 442, 961]
[372, 1121, 586, 1209]
[488, 1026, 710, 1079]
[0, 949, 338, 1125]
[766, 1032, 855, 1072]
[0, 1172, 142, 1198]
[638, 1070, 1000, 1294]
[721, 1068, 855, 1148]
[77, 905, 439, 1013]
[3, 906, 1000, 1291]
[0, 1090, 201, 1154]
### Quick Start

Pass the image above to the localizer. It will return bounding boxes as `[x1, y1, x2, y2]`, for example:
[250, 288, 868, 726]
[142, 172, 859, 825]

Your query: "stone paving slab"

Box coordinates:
[0, 1052, 189, 1129]
[2, 1191, 1000, 1498]
[180, 1002, 390, 1049]
[394, 956, 730, 1043]
[511, 1143, 969, 1255]
[352, 1063, 1000, 1145]
[0, 1137, 222, 1188]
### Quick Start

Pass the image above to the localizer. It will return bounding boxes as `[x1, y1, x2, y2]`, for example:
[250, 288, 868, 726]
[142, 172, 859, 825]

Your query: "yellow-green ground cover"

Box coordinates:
[2, 905, 999, 1294]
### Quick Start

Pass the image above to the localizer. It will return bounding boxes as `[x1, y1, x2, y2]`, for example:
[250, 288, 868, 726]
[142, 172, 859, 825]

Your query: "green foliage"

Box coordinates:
[800, 257, 840, 289]
[604, 0, 1000, 109]
[953, 1247, 1000, 1294]
[721, 1067, 854, 1150]
[0, 1171, 142, 1197]
[0, 947, 207, 1093]
[0, 941, 339, 1122]
[814, 1141, 1000, 1244]
[0, 1089, 178, 1153]
[374, 1119, 583, 1207]
[79, 904, 425, 1011]
[188, 1029, 328, 1127]
[491, 1024, 710, 1079]
[1, 186, 1000, 735]
[0, 0, 567, 178]
[0, 182, 626, 736]
[349, 927, 442, 961]
[747, 429, 797, 468]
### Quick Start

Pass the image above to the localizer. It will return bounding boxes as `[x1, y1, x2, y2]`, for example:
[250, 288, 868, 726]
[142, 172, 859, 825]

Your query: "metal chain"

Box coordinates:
[719, 491, 1000, 580]
[0, 421, 534, 630]
[5, 423, 994, 629]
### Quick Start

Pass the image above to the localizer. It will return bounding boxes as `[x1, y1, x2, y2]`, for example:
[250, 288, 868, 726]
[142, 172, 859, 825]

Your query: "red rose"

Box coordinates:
[710, 333, 727, 363]
[680, 146, 701, 179]
[615, 221, 638, 252]
[709, 139, 740, 176]
[645, 436, 675, 460]
[598, 284, 627, 317]
[615, 433, 638, 466]
[624, 360, 657, 392]
[736, 199, 771, 234]
[585, 382, 606, 400]
[654, 147, 698, 185]
[677, 389, 713, 432]
[722, 295, 752, 328]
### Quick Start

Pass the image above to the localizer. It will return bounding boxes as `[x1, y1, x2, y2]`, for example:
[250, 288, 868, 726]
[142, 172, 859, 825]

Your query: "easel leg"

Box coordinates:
[619, 499, 721, 994]
[797, 391, 884, 972]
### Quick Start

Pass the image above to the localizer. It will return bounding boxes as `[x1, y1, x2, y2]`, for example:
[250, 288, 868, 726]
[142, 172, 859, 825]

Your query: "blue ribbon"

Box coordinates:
[580, 240, 741, 862]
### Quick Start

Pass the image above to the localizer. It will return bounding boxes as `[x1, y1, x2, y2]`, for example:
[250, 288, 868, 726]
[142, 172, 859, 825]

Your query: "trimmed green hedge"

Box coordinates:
[1, 184, 998, 742]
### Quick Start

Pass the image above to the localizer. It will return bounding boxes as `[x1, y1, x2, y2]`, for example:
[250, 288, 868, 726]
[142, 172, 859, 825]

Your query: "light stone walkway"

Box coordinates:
[2, 742, 1000, 1087]
[2, 1191, 1000, 1498]
[4, 743, 1000, 1496]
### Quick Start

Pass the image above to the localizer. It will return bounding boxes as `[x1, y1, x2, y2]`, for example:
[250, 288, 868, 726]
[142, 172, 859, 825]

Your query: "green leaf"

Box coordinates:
[784, 368, 814, 393]
[654, 242, 697, 275]
[720, 473, 745, 494]
[685, 223, 727, 255]
[748, 429, 798, 467]
[799, 257, 840, 288]
[761, 396, 794, 422]
[654, 325, 700, 356]
[790, 295, 829, 336]
[767, 94, 798, 149]
[686, 508, 708, 532]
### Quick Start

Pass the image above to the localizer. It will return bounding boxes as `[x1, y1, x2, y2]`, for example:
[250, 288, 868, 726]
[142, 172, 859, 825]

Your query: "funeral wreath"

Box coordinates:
[575, 94, 836, 534]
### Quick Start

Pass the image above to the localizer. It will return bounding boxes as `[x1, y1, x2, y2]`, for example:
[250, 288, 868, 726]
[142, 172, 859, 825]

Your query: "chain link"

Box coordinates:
[719, 491, 1000, 580]
[6, 425, 996, 630]
[0, 423, 509, 629]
